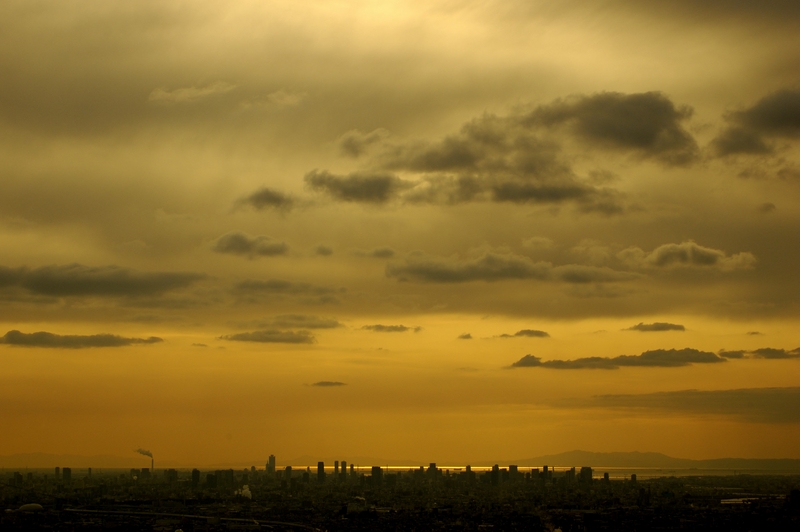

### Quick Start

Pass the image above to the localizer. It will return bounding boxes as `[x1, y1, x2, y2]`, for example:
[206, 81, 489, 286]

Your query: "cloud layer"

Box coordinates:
[511, 348, 726, 369]
[220, 329, 316, 344]
[311, 381, 347, 387]
[0, 264, 203, 298]
[212, 232, 288, 258]
[627, 322, 685, 332]
[362, 324, 420, 333]
[1, 330, 163, 348]
[498, 329, 550, 338]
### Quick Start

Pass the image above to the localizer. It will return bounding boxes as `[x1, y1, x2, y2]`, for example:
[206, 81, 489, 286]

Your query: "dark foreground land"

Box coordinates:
[3, 465, 799, 531]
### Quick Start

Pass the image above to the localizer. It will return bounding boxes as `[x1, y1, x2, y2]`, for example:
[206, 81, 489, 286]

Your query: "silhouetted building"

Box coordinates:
[509, 464, 519, 482]
[490, 464, 500, 486]
[12, 472, 23, 487]
[334, 460, 339, 477]
[284, 466, 292, 480]
[317, 462, 326, 483]
[341, 460, 347, 480]
[350, 464, 354, 476]
[165, 469, 178, 483]
[371, 466, 383, 487]
[214, 469, 233, 487]
[427, 463, 439, 479]
[191, 469, 200, 488]
[62, 467, 72, 482]
[631, 473, 637, 483]
[580, 466, 593, 484]
[565, 467, 576, 484]
[139, 468, 150, 479]
[267, 455, 276, 475]
[206, 473, 217, 488]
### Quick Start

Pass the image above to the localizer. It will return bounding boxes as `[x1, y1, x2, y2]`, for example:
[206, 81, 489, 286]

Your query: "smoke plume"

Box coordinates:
[135, 448, 153, 458]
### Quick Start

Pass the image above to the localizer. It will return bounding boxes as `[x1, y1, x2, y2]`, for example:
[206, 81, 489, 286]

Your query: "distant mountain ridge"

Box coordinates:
[2, 450, 799, 471]
[504, 450, 800, 471]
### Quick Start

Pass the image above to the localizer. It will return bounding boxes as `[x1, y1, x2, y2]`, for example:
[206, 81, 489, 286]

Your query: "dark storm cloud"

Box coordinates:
[729, 89, 800, 137]
[311, 381, 347, 387]
[458, 333, 473, 340]
[239, 187, 294, 211]
[711, 89, 800, 156]
[220, 329, 316, 344]
[0, 263, 203, 298]
[362, 324, 420, 333]
[526, 92, 699, 166]
[498, 329, 550, 338]
[377, 111, 617, 210]
[710, 127, 771, 156]
[308, 91, 704, 212]
[510, 348, 725, 369]
[338, 128, 390, 157]
[583, 387, 800, 424]
[212, 232, 288, 258]
[386, 252, 551, 283]
[304, 170, 412, 203]
[626, 322, 685, 332]
[0, 330, 162, 348]
[618, 241, 756, 271]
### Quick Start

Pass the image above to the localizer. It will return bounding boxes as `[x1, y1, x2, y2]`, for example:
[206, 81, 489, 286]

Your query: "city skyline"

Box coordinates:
[1, 1, 799, 465]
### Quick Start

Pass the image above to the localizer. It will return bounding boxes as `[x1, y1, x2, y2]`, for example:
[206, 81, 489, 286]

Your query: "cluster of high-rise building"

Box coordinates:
[2, 458, 798, 530]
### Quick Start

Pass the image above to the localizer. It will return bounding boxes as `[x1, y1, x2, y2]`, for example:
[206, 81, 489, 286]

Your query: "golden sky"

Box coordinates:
[1, 0, 799, 466]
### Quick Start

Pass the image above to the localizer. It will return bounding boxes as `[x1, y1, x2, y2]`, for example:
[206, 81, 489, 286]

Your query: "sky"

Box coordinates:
[1, 0, 799, 467]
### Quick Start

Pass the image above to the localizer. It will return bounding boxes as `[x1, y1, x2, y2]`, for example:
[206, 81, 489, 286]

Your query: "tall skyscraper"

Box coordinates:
[317, 461, 326, 483]
[267, 455, 276, 475]
[371, 466, 383, 487]
[62, 467, 72, 482]
[341, 460, 347, 480]
[334, 461, 339, 476]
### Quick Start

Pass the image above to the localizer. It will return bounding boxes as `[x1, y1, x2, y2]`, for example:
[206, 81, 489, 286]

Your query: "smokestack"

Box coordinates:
[135, 448, 154, 471]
